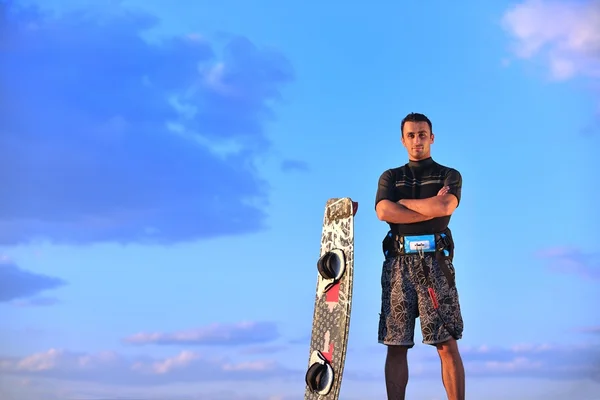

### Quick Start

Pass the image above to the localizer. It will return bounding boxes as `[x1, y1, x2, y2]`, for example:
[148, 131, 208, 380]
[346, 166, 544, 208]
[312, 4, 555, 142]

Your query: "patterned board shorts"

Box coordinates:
[378, 253, 464, 347]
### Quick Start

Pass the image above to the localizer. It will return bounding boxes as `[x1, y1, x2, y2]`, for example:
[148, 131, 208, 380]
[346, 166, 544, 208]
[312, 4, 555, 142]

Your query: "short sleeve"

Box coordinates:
[375, 169, 395, 209]
[444, 168, 462, 207]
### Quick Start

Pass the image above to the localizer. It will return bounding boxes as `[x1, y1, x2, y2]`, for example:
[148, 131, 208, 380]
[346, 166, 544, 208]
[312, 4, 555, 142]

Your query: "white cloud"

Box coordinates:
[1, 341, 600, 400]
[136, 351, 199, 374]
[0, 374, 298, 400]
[0, 348, 295, 386]
[501, 0, 600, 80]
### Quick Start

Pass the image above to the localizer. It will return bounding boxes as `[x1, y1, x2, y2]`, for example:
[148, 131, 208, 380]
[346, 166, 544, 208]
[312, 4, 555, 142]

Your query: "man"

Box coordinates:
[375, 112, 465, 400]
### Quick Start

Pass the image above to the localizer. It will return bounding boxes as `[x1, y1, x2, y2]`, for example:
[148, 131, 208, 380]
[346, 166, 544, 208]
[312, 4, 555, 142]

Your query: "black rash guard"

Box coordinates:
[375, 157, 462, 236]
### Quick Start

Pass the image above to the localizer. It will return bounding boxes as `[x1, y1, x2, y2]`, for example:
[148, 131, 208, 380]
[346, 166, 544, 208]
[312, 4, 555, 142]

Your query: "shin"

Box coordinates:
[436, 339, 465, 400]
[385, 345, 409, 400]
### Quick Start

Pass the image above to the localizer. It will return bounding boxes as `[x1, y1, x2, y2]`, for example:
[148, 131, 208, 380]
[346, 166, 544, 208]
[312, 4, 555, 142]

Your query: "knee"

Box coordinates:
[387, 345, 408, 360]
[436, 339, 460, 360]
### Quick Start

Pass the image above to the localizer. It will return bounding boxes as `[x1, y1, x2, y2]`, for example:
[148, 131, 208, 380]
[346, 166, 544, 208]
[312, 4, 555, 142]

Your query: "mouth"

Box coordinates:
[413, 147, 423, 151]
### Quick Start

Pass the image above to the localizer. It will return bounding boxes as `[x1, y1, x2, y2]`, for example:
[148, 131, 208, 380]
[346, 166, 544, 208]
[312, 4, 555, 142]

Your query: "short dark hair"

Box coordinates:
[401, 112, 432, 136]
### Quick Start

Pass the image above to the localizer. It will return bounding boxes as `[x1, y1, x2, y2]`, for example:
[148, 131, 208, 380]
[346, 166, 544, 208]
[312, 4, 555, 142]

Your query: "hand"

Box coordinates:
[437, 186, 450, 196]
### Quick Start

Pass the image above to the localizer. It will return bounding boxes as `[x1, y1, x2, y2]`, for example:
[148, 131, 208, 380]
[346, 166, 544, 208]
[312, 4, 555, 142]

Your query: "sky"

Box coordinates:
[1, 0, 600, 399]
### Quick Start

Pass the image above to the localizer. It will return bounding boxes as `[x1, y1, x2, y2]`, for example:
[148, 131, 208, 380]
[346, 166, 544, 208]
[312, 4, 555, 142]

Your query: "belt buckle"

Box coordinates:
[404, 234, 436, 254]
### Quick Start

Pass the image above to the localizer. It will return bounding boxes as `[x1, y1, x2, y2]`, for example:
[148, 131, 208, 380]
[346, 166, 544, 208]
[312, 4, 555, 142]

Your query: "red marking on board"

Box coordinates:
[325, 282, 340, 303]
[322, 342, 334, 363]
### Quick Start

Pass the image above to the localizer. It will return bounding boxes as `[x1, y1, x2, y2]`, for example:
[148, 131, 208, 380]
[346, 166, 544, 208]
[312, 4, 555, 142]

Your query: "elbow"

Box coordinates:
[375, 203, 388, 221]
[440, 200, 456, 216]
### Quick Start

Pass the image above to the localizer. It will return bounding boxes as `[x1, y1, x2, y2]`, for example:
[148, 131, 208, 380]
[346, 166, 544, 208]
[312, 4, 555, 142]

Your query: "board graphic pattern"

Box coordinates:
[305, 197, 356, 400]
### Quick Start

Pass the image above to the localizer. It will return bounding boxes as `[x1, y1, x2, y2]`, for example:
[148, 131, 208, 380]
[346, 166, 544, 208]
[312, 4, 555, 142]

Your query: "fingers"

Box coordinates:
[438, 186, 450, 196]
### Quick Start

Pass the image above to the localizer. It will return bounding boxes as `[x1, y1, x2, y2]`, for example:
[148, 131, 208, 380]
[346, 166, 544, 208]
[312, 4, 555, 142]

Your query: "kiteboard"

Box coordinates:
[304, 197, 358, 399]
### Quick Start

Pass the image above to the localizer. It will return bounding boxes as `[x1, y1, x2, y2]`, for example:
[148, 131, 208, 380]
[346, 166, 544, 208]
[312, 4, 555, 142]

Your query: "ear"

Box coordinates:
[430, 133, 435, 144]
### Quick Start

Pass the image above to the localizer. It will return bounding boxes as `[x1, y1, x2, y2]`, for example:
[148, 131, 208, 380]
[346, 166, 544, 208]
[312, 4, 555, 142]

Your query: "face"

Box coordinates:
[401, 121, 434, 160]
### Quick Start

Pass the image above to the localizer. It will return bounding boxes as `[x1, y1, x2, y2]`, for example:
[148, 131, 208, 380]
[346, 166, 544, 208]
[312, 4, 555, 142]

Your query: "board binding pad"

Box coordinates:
[304, 197, 358, 399]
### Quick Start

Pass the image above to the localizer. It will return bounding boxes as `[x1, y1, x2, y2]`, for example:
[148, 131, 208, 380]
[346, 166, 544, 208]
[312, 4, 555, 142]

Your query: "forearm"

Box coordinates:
[376, 200, 434, 224]
[399, 195, 454, 218]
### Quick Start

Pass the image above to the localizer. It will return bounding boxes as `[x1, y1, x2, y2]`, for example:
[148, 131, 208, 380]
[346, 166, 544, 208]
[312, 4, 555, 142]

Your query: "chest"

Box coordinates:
[393, 170, 445, 200]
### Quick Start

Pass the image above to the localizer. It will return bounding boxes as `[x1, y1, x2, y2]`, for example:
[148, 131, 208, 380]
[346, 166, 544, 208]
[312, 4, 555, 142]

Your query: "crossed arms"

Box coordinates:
[375, 186, 458, 224]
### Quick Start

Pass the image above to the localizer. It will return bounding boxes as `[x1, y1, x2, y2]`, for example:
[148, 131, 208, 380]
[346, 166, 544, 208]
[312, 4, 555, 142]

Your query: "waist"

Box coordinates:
[390, 217, 451, 236]
[383, 229, 452, 257]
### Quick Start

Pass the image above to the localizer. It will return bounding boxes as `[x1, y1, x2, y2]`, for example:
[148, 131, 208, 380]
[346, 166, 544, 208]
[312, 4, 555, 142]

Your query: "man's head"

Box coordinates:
[400, 112, 434, 161]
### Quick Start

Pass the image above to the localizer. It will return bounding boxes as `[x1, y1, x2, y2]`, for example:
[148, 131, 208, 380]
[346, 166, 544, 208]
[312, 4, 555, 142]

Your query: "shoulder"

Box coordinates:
[432, 161, 461, 177]
[432, 162, 462, 189]
[379, 165, 407, 180]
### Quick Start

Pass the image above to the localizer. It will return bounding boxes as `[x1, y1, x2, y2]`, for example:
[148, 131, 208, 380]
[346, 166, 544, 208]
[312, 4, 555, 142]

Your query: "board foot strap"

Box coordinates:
[305, 350, 334, 395]
[316, 249, 346, 293]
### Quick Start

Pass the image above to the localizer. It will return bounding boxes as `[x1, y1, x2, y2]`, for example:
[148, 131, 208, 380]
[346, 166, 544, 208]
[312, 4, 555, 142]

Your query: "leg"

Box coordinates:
[436, 338, 465, 400]
[415, 256, 465, 399]
[385, 345, 409, 400]
[378, 256, 418, 400]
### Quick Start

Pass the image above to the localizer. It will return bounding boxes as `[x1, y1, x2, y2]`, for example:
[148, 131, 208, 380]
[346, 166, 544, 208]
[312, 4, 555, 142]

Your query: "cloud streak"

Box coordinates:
[577, 326, 600, 336]
[354, 341, 600, 381]
[2, 341, 597, 390]
[459, 343, 600, 380]
[0, 260, 66, 302]
[239, 344, 289, 355]
[122, 321, 280, 346]
[536, 246, 600, 280]
[10, 296, 60, 308]
[280, 159, 310, 173]
[1, 3, 294, 246]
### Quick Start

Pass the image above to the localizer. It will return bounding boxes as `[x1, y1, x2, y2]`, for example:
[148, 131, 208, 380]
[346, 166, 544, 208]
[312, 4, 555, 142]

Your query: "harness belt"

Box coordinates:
[382, 230, 455, 287]
[382, 229, 460, 340]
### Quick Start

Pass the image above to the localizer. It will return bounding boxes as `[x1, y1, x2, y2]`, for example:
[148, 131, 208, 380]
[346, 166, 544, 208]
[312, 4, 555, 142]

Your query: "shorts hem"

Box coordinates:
[422, 335, 462, 346]
[378, 339, 415, 348]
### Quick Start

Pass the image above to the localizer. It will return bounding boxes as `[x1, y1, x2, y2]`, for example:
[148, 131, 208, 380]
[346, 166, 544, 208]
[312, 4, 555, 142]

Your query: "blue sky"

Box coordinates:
[1, 0, 599, 399]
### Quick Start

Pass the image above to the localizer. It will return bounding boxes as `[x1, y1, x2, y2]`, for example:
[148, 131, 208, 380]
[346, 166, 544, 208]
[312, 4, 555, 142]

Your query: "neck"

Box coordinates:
[408, 156, 433, 168]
